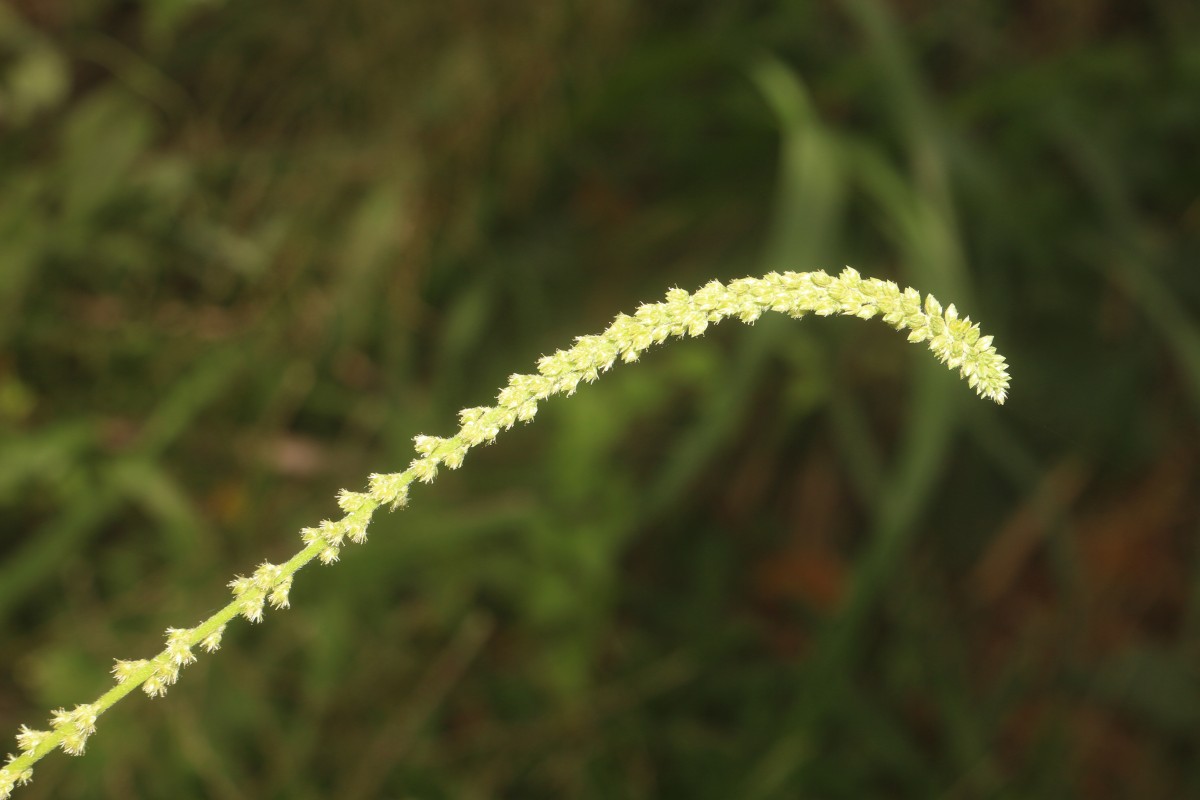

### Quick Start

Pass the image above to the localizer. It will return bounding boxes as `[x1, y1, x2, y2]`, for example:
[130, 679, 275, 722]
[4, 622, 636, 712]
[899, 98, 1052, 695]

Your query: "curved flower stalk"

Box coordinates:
[0, 268, 1009, 796]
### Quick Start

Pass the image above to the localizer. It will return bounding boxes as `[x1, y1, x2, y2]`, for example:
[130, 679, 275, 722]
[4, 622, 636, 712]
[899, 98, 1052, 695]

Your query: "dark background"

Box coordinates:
[1, 1, 1198, 797]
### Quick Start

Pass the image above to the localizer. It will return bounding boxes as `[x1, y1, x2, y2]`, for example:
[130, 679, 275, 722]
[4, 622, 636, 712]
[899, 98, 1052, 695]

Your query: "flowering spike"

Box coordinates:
[0, 268, 1009, 796]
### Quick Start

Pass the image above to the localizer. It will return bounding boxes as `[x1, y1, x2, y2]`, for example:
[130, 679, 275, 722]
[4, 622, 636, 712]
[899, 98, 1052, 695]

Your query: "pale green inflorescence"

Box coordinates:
[0, 268, 1008, 796]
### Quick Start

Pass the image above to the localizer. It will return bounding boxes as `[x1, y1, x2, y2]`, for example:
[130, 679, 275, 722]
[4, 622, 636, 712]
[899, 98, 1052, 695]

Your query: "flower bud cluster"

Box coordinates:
[299, 490, 379, 565]
[1, 701, 102, 784]
[367, 472, 410, 509]
[229, 562, 294, 622]
[776, 268, 1010, 403]
[0, 756, 32, 798]
[48, 706, 97, 757]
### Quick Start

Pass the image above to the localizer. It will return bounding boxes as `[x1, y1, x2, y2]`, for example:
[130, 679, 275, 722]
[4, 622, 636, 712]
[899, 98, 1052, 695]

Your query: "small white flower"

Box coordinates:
[15, 727, 49, 754]
[200, 626, 225, 653]
[165, 628, 196, 667]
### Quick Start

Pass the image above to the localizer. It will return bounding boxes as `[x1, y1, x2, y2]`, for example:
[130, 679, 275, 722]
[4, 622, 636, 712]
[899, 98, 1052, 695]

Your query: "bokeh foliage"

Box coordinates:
[1, 0, 1199, 797]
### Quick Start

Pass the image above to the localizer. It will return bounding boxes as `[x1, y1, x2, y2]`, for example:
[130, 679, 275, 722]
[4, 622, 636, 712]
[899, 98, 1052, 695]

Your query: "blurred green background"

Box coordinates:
[2, 1, 1199, 797]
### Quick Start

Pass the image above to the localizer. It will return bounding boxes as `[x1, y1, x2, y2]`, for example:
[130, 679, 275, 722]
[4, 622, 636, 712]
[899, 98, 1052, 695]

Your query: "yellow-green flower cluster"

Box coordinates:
[361, 270, 1006, 516]
[0, 268, 1008, 798]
